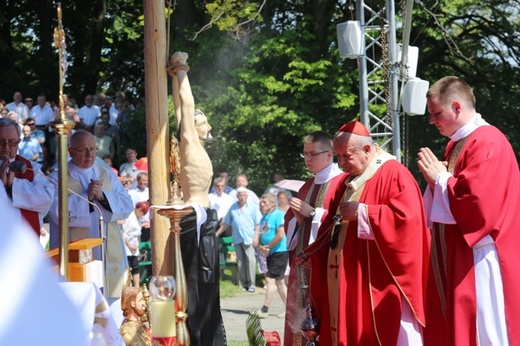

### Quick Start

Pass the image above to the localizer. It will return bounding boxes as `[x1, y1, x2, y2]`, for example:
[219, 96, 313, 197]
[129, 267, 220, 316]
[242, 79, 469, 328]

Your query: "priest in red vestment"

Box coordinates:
[283, 130, 348, 346]
[306, 121, 429, 345]
[0, 118, 54, 235]
[418, 76, 520, 346]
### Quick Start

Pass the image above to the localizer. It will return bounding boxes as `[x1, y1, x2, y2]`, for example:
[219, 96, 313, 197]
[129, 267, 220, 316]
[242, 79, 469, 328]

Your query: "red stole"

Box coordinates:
[283, 173, 348, 346]
[14, 155, 40, 235]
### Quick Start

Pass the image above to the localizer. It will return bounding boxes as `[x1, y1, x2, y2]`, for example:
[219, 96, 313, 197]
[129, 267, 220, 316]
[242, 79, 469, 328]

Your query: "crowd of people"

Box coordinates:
[0, 90, 135, 173]
[1, 75, 519, 346]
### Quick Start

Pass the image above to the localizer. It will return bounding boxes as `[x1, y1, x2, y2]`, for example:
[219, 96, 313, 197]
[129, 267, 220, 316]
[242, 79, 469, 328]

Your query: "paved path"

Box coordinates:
[220, 287, 286, 342]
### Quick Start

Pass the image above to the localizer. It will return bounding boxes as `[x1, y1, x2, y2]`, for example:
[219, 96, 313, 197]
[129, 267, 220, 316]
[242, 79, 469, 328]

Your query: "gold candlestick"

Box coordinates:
[52, 2, 76, 280]
[156, 206, 194, 346]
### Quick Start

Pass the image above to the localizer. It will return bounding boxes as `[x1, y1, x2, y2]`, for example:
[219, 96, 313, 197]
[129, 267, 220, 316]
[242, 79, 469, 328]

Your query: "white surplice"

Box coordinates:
[49, 161, 134, 298]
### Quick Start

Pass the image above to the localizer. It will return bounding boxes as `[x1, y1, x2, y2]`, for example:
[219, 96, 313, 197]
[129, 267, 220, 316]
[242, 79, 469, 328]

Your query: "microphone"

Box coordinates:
[10, 160, 110, 298]
[8, 161, 27, 174]
[9, 161, 103, 217]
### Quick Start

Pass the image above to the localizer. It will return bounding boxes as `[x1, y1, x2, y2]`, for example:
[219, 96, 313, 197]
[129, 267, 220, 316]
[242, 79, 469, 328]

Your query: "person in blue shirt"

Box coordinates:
[18, 124, 41, 163]
[253, 192, 288, 318]
[217, 186, 262, 292]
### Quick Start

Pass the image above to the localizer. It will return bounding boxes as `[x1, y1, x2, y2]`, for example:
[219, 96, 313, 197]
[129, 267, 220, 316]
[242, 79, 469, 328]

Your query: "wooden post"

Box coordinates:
[143, 0, 173, 276]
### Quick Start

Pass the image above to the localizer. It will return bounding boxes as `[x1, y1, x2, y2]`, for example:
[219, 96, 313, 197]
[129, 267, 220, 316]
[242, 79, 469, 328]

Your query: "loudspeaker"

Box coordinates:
[397, 44, 419, 79]
[337, 21, 363, 59]
[401, 78, 429, 115]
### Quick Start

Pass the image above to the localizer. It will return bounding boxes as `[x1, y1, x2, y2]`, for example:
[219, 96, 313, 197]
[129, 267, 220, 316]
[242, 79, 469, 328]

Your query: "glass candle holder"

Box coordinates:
[149, 275, 177, 346]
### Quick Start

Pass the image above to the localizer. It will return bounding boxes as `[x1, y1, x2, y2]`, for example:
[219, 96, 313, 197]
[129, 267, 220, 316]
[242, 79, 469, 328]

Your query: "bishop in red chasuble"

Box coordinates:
[307, 121, 429, 345]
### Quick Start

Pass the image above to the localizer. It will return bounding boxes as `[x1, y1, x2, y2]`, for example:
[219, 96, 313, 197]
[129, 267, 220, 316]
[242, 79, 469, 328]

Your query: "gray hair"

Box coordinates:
[334, 131, 375, 150]
[236, 187, 248, 194]
[261, 193, 277, 205]
[213, 176, 225, 186]
[0, 117, 21, 138]
[136, 171, 148, 180]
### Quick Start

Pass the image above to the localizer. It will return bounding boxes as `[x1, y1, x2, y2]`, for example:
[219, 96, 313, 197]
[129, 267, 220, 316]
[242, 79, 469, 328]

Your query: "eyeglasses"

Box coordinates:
[0, 138, 21, 147]
[25, 99, 33, 103]
[300, 150, 329, 159]
[26, 123, 36, 126]
[69, 147, 97, 155]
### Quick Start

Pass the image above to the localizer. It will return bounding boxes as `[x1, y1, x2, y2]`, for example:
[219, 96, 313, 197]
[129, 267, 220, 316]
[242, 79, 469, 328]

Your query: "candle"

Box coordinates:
[150, 299, 176, 337]
[149, 275, 177, 346]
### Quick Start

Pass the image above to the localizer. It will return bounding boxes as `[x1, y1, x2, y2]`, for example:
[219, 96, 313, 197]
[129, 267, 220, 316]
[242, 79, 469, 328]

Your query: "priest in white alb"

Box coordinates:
[49, 130, 133, 298]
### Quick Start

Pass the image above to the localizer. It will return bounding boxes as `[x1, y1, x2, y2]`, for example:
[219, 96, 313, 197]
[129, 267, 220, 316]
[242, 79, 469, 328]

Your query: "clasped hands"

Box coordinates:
[417, 147, 448, 187]
[0, 159, 14, 188]
[338, 201, 360, 221]
[88, 179, 104, 201]
[289, 197, 314, 224]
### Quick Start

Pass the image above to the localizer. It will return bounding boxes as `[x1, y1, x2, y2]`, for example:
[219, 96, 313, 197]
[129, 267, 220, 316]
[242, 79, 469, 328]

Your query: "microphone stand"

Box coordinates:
[15, 163, 109, 299]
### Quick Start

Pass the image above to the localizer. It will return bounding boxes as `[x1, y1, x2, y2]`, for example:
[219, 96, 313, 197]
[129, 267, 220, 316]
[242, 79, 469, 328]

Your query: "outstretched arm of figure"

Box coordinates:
[170, 52, 198, 144]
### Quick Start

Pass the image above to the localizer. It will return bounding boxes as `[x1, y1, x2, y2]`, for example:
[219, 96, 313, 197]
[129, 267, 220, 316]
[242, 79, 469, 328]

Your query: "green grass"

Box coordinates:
[219, 268, 265, 299]
[220, 278, 251, 345]
[227, 341, 249, 346]
[219, 277, 243, 298]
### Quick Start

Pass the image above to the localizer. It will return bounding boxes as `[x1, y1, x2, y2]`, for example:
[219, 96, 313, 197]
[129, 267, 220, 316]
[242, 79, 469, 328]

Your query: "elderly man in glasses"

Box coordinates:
[0, 118, 54, 236]
[48, 130, 134, 298]
[306, 121, 429, 345]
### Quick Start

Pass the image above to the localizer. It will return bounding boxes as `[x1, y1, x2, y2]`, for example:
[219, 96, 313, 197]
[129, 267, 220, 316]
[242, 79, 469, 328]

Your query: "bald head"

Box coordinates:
[68, 130, 97, 168]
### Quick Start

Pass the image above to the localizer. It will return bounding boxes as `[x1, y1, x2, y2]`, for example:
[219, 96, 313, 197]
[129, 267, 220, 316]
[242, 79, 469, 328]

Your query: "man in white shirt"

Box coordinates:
[30, 94, 54, 130]
[78, 94, 100, 132]
[5, 91, 30, 124]
[228, 174, 260, 204]
[128, 171, 150, 231]
[209, 176, 233, 221]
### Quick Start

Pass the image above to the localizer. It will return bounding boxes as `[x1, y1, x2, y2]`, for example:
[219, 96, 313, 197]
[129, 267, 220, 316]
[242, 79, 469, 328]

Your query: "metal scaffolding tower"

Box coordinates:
[345, 0, 417, 163]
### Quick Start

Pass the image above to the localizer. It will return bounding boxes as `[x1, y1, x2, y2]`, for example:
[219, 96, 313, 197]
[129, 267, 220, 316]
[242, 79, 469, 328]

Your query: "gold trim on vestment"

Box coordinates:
[328, 147, 410, 344]
[292, 180, 331, 346]
[367, 240, 383, 345]
[327, 184, 364, 345]
[430, 225, 447, 318]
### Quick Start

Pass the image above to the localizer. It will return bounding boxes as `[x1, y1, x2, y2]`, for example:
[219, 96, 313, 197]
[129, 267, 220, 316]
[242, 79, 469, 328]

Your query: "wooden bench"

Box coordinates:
[138, 241, 153, 285]
[219, 236, 239, 284]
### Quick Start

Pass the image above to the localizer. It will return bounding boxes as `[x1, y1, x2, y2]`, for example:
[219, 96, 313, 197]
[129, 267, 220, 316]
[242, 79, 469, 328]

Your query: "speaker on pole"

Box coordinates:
[337, 21, 363, 59]
[401, 78, 429, 116]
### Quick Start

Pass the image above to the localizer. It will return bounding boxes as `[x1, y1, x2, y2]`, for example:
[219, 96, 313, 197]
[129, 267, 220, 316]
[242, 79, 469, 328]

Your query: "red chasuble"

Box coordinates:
[283, 172, 348, 346]
[14, 155, 40, 235]
[308, 160, 429, 346]
[424, 126, 520, 346]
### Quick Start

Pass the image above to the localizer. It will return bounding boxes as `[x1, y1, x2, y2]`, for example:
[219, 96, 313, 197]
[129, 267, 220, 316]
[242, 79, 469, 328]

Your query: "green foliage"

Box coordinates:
[0, 0, 519, 192]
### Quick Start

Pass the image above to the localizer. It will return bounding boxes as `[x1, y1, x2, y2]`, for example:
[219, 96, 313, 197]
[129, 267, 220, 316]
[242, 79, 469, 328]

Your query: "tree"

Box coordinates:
[0, 0, 518, 192]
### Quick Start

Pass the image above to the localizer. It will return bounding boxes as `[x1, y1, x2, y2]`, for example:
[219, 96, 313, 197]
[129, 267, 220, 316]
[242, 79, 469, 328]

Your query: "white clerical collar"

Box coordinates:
[70, 162, 94, 173]
[69, 162, 98, 182]
[450, 113, 490, 141]
[314, 163, 343, 184]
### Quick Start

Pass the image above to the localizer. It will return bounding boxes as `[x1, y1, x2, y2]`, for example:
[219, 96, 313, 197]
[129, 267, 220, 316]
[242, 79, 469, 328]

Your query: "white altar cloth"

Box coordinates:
[60, 282, 124, 346]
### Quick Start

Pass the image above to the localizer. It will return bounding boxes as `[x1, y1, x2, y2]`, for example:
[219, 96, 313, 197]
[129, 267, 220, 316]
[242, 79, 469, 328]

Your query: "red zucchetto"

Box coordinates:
[337, 121, 371, 137]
